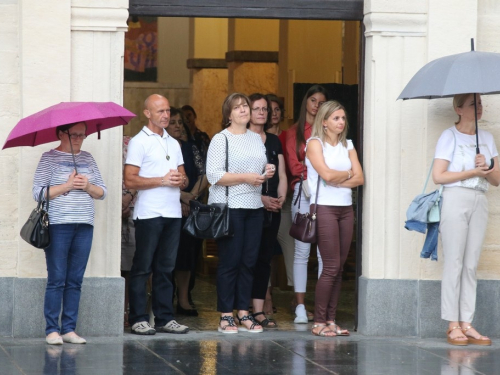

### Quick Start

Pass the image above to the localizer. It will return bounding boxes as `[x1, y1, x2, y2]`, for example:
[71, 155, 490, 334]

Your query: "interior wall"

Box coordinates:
[193, 18, 228, 58]
[157, 17, 190, 85]
[288, 20, 343, 84]
[230, 19, 279, 51]
[124, 17, 359, 136]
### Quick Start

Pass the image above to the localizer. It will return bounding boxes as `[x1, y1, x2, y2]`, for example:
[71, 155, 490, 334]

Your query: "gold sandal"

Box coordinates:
[461, 326, 491, 346]
[446, 326, 468, 346]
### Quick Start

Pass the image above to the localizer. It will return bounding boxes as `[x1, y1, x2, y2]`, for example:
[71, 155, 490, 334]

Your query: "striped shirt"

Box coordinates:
[32, 149, 107, 226]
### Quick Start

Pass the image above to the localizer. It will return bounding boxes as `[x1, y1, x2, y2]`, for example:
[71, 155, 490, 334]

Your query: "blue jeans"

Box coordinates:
[128, 217, 181, 326]
[216, 208, 263, 312]
[44, 224, 94, 336]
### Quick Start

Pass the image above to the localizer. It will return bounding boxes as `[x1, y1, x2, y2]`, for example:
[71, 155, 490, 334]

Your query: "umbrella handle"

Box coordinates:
[67, 132, 79, 175]
[488, 158, 494, 171]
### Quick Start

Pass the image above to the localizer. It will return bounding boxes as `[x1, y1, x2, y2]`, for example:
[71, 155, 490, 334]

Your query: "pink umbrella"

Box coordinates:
[2, 101, 136, 149]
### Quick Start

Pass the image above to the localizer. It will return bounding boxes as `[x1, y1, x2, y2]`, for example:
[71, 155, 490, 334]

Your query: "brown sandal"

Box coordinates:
[446, 326, 468, 346]
[461, 326, 491, 346]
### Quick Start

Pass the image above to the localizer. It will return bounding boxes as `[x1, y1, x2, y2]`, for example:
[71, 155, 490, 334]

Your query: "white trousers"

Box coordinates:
[440, 187, 488, 323]
[277, 195, 295, 286]
[291, 183, 323, 293]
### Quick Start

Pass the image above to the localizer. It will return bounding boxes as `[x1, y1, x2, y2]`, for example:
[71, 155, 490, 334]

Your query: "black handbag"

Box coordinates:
[289, 177, 320, 243]
[183, 134, 233, 239]
[20, 186, 50, 249]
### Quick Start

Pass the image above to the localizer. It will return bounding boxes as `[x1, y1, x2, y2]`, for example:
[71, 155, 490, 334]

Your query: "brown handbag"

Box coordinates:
[289, 176, 320, 243]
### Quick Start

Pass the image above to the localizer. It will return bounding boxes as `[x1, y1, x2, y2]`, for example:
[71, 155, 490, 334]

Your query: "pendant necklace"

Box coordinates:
[154, 133, 170, 160]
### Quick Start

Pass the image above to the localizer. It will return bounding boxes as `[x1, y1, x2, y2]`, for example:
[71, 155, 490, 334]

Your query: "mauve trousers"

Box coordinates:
[313, 205, 354, 324]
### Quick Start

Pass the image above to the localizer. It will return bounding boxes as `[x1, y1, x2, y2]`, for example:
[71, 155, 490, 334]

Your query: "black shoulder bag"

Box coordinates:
[183, 134, 233, 239]
[20, 186, 51, 248]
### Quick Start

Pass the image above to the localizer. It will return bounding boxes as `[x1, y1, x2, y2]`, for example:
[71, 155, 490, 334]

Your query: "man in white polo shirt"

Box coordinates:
[124, 94, 190, 335]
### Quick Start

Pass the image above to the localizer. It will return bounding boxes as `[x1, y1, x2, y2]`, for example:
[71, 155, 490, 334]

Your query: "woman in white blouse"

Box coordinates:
[206, 93, 275, 333]
[305, 101, 364, 337]
[432, 93, 500, 346]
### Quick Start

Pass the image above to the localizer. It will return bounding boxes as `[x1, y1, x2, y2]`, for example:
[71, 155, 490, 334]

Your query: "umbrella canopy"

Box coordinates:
[397, 50, 500, 100]
[2, 101, 136, 149]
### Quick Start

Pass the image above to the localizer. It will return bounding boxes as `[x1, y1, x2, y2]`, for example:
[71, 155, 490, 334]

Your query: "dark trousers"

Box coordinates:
[128, 216, 181, 326]
[251, 210, 281, 300]
[314, 205, 354, 324]
[216, 208, 263, 312]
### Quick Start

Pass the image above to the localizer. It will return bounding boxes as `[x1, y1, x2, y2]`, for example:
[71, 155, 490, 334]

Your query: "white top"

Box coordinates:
[33, 149, 107, 225]
[305, 137, 354, 206]
[207, 129, 267, 209]
[435, 126, 498, 192]
[126, 126, 184, 219]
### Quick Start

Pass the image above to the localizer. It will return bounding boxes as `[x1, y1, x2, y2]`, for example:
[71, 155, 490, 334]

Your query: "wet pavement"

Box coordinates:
[1, 278, 499, 374]
[2, 333, 499, 375]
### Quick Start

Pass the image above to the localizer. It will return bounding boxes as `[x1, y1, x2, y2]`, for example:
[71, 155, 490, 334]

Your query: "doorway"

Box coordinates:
[126, 0, 365, 329]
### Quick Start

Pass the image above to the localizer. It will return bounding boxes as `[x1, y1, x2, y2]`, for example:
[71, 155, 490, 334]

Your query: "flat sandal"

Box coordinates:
[311, 324, 336, 337]
[327, 322, 350, 336]
[218, 316, 238, 334]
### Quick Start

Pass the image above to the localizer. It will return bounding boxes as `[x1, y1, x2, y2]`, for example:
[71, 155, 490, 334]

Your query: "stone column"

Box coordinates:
[359, 0, 500, 338]
[359, 1, 429, 336]
[0, 0, 128, 338]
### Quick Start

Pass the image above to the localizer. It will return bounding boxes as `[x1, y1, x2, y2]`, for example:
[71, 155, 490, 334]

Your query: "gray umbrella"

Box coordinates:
[398, 39, 500, 168]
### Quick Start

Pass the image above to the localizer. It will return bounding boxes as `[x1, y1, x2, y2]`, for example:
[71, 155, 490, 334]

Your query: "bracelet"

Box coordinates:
[161, 177, 165, 187]
[347, 171, 351, 180]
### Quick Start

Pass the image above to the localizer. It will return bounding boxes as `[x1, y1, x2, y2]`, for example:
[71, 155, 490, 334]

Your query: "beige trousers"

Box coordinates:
[440, 187, 488, 322]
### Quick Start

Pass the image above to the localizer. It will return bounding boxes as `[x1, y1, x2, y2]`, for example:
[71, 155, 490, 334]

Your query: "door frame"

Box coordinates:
[129, 0, 366, 331]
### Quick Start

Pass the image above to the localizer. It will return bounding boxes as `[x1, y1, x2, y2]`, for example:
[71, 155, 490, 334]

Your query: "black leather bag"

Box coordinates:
[184, 200, 232, 239]
[20, 186, 50, 249]
[289, 178, 320, 243]
[183, 134, 233, 240]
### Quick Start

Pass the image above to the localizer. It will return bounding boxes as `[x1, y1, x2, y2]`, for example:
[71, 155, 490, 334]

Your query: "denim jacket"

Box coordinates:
[405, 185, 442, 261]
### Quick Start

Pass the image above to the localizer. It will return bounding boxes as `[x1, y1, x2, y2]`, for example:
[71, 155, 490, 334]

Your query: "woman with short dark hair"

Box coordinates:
[206, 93, 275, 333]
[33, 121, 107, 345]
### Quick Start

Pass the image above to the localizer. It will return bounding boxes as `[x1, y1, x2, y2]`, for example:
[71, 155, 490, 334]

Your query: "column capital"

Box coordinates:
[364, 12, 427, 37]
[71, 0, 128, 32]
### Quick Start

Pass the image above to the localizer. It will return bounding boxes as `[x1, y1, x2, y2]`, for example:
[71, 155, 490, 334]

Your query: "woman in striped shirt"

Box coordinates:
[33, 122, 107, 345]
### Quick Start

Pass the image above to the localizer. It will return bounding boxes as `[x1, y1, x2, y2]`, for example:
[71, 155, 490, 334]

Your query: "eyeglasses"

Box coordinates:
[68, 133, 87, 140]
[252, 107, 268, 113]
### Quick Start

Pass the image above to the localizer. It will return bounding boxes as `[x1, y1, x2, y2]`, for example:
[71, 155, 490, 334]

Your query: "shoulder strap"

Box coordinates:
[223, 133, 229, 201]
[423, 128, 457, 194]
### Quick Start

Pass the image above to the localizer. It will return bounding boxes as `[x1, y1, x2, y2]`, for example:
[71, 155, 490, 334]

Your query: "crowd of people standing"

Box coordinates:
[35, 86, 365, 344]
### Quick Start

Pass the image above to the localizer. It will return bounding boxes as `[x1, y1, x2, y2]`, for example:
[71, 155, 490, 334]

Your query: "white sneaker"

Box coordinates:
[131, 321, 156, 335]
[294, 304, 309, 324]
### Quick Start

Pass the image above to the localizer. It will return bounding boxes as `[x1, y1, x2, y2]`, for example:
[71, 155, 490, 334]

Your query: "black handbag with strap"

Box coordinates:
[20, 186, 51, 249]
[183, 134, 233, 240]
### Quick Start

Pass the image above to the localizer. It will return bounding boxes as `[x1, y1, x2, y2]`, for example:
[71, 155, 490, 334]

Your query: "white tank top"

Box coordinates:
[305, 137, 353, 206]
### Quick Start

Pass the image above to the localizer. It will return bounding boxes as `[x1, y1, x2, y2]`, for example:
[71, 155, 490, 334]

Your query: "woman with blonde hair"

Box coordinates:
[305, 100, 363, 336]
[433, 93, 500, 346]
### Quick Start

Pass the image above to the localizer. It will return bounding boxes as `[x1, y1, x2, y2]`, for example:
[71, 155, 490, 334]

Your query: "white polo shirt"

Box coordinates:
[126, 126, 184, 219]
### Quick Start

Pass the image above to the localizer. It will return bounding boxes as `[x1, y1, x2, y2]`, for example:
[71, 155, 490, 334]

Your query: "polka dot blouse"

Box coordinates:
[207, 129, 267, 209]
